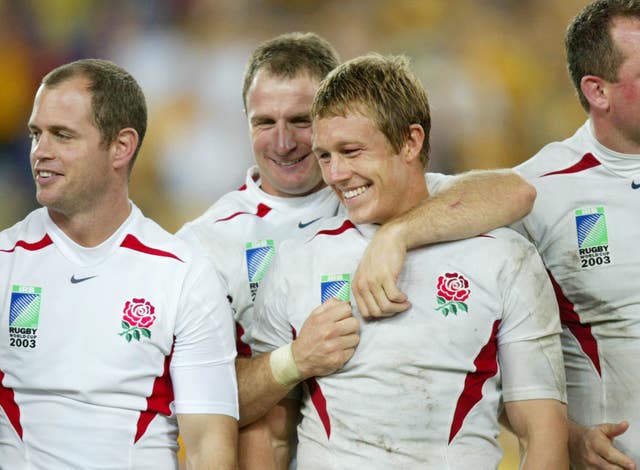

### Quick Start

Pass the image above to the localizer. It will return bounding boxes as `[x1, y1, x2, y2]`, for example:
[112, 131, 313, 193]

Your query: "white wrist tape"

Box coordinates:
[270, 343, 303, 388]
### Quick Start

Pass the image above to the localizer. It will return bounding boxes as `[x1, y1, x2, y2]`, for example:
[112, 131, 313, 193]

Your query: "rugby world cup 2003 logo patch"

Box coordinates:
[435, 273, 470, 317]
[575, 207, 611, 269]
[9, 285, 41, 348]
[246, 240, 275, 301]
[321, 274, 351, 303]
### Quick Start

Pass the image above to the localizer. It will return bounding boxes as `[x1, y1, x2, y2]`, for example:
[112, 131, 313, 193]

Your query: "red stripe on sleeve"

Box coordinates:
[547, 271, 601, 375]
[120, 234, 183, 262]
[541, 153, 601, 177]
[449, 320, 500, 444]
[0, 370, 23, 439]
[0, 234, 53, 253]
[134, 345, 175, 443]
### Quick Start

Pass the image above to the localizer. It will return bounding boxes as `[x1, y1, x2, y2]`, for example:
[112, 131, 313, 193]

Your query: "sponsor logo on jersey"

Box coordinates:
[245, 240, 275, 301]
[435, 272, 470, 317]
[320, 274, 351, 303]
[118, 298, 156, 342]
[298, 217, 322, 229]
[8, 285, 41, 348]
[575, 207, 611, 269]
[70, 274, 97, 284]
[631, 181, 640, 190]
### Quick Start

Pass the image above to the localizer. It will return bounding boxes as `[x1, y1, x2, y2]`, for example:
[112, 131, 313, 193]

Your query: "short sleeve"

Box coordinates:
[171, 257, 238, 418]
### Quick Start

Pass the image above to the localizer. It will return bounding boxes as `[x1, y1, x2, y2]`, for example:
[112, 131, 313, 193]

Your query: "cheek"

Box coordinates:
[293, 128, 313, 149]
[251, 131, 270, 156]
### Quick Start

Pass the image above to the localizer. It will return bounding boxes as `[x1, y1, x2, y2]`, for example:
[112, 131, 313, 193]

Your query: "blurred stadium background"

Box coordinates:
[0, 0, 590, 467]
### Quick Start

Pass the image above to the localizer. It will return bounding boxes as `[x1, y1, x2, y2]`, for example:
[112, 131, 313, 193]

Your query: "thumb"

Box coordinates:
[602, 420, 630, 439]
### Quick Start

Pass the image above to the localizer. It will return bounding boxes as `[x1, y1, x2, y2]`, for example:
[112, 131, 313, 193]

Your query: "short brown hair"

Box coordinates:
[566, 0, 640, 111]
[242, 32, 340, 109]
[312, 53, 431, 168]
[42, 58, 147, 170]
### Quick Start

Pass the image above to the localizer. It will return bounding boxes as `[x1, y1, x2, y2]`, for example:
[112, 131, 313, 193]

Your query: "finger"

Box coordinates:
[354, 288, 378, 320]
[368, 281, 410, 317]
[336, 333, 360, 350]
[315, 298, 352, 320]
[598, 446, 637, 470]
[602, 421, 630, 439]
[336, 317, 360, 336]
[381, 279, 408, 304]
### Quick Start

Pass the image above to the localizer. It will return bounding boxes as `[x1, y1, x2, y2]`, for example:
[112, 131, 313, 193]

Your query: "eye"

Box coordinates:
[55, 131, 72, 140]
[315, 150, 331, 162]
[251, 118, 275, 129]
[342, 147, 360, 157]
[291, 117, 312, 128]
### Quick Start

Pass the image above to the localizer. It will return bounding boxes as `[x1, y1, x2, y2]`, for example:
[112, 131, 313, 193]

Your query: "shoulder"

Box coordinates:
[515, 122, 595, 180]
[125, 209, 199, 265]
[443, 227, 538, 262]
[0, 209, 49, 251]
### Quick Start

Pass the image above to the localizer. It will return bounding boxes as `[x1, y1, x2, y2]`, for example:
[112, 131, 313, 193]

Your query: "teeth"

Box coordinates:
[39, 171, 53, 177]
[343, 186, 368, 199]
[274, 156, 305, 167]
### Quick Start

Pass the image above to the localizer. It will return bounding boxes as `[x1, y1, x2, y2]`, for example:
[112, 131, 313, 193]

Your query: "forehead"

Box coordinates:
[611, 16, 640, 55]
[30, 76, 93, 126]
[246, 69, 319, 114]
[313, 112, 381, 146]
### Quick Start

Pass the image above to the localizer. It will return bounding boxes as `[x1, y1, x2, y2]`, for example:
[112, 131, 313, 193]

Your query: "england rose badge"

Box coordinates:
[435, 272, 471, 317]
[119, 298, 156, 342]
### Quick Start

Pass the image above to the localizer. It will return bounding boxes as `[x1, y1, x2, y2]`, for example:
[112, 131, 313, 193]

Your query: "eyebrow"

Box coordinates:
[251, 112, 311, 124]
[28, 124, 77, 135]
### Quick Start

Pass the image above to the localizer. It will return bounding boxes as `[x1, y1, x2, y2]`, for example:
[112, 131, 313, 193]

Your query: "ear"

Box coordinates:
[110, 128, 139, 170]
[403, 124, 425, 164]
[580, 75, 609, 111]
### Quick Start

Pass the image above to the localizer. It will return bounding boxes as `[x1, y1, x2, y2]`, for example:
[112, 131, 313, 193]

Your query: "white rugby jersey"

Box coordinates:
[513, 120, 640, 459]
[177, 166, 340, 356]
[252, 218, 566, 469]
[0, 204, 238, 470]
[177, 166, 452, 356]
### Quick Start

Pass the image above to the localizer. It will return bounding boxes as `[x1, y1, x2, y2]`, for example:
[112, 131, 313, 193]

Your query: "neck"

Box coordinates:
[48, 196, 132, 247]
[591, 114, 640, 154]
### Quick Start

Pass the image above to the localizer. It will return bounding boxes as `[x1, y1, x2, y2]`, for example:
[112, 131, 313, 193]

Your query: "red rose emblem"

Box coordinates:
[119, 298, 156, 342]
[123, 298, 156, 328]
[437, 273, 470, 302]
[435, 272, 471, 317]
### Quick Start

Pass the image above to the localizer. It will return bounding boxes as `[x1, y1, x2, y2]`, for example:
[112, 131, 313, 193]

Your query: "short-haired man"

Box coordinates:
[0, 59, 238, 469]
[511, 0, 640, 467]
[178, 32, 537, 467]
[251, 53, 568, 469]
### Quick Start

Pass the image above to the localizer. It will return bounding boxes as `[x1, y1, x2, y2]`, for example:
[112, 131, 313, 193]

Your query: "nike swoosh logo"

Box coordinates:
[632, 181, 640, 189]
[298, 217, 322, 229]
[70, 275, 97, 284]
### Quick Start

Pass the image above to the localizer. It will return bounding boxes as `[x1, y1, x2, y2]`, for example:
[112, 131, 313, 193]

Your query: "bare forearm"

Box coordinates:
[236, 355, 293, 427]
[178, 414, 238, 470]
[506, 400, 568, 469]
[520, 429, 569, 470]
[393, 170, 536, 249]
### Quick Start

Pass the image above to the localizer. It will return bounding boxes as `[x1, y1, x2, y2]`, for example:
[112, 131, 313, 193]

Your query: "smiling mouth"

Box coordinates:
[269, 154, 309, 167]
[343, 185, 370, 200]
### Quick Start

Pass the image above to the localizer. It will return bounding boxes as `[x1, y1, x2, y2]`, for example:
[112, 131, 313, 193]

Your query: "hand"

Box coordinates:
[353, 223, 410, 319]
[291, 298, 359, 379]
[570, 421, 636, 469]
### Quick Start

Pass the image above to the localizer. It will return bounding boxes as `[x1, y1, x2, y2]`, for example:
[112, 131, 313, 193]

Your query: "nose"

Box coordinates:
[324, 155, 351, 185]
[31, 133, 52, 162]
[274, 122, 296, 155]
